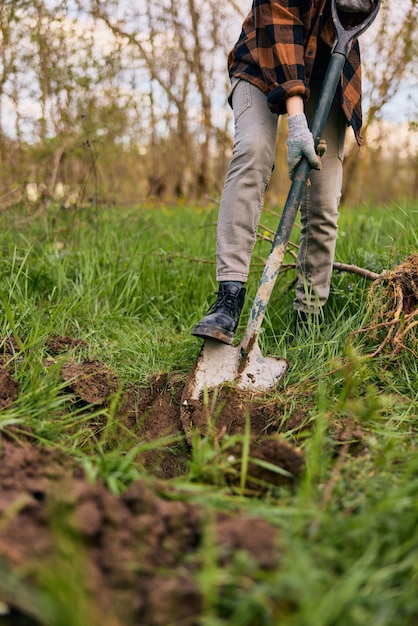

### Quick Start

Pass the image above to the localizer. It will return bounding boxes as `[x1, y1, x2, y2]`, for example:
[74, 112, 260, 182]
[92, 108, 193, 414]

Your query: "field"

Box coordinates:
[0, 199, 417, 626]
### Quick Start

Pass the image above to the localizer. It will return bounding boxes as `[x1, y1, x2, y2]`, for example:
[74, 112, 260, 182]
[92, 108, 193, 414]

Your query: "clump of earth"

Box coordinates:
[364, 253, 418, 356]
[0, 335, 365, 625]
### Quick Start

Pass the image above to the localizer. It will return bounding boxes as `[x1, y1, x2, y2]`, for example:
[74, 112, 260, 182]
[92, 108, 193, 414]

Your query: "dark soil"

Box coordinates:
[0, 335, 366, 625]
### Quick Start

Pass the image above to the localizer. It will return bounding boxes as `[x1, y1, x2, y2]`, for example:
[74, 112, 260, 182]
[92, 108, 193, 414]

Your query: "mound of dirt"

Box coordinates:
[0, 435, 279, 625]
[0, 334, 366, 624]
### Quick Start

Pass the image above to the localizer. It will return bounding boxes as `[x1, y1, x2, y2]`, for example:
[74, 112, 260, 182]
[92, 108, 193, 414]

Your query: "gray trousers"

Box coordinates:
[216, 78, 347, 313]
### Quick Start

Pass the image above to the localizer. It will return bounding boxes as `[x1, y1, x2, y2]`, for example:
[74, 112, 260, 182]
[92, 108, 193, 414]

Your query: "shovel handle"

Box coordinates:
[241, 0, 381, 352]
[331, 0, 382, 57]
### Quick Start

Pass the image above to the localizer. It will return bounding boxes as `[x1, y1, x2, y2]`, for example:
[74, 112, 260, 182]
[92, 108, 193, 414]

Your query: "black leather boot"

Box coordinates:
[191, 283, 246, 345]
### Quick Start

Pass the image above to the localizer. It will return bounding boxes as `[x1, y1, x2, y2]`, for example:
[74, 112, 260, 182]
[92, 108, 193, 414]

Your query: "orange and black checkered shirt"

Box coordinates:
[228, 0, 364, 144]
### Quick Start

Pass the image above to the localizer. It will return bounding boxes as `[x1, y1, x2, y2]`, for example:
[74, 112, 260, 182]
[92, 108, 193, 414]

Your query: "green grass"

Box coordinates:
[0, 199, 417, 625]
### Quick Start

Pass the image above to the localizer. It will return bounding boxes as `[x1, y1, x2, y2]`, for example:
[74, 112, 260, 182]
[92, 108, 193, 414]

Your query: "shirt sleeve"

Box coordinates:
[253, 0, 311, 112]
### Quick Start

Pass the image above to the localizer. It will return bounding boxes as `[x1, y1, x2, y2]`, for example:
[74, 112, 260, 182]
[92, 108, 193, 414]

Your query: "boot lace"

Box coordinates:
[206, 290, 238, 315]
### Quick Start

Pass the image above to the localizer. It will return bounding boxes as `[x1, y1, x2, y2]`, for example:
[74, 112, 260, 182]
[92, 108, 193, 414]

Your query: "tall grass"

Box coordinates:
[0, 199, 417, 625]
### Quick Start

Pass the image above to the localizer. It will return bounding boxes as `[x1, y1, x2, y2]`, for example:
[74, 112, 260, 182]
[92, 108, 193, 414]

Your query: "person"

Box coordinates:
[192, 0, 374, 345]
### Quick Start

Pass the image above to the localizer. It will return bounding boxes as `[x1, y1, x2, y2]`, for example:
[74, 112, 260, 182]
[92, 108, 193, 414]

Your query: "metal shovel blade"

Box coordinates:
[183, 339, 287, 402]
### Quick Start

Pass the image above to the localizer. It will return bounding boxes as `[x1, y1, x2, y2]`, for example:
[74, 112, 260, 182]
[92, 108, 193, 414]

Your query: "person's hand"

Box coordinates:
[286, 113, 321, 179]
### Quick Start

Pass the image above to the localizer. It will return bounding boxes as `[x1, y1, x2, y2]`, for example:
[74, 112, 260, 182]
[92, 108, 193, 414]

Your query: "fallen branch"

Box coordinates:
[332, 262, 382, 281]
[257, 229, 383, 281]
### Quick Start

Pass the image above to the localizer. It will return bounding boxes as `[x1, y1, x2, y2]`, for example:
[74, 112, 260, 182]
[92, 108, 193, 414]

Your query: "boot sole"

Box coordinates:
[191, 323, 234, 345]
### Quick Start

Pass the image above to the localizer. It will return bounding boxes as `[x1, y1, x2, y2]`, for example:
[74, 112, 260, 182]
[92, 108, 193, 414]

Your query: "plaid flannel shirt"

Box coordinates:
[228, 0, 364, 144]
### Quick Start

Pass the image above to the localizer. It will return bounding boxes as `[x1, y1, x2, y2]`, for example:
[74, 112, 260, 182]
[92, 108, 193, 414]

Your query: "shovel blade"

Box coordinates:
[236, 341, 288, 391]
[181, 339, 287, 439]
[182, 340, 239, 402]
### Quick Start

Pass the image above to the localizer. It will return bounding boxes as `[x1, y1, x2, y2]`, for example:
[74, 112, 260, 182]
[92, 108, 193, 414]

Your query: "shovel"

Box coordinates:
[181, 0, 381, 432]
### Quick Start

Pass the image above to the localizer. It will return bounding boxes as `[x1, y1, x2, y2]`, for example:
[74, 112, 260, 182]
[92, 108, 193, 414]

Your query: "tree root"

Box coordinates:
[351, 254, 418, 357]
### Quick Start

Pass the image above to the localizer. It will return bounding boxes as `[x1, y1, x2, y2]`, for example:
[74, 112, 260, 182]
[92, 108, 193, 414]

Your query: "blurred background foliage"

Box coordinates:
[0, 0, 417, 211]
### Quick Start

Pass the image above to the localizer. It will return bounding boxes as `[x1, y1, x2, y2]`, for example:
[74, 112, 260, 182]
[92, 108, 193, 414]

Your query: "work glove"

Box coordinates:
[286, 113, 321, 180]
[336, 0, 374, 12]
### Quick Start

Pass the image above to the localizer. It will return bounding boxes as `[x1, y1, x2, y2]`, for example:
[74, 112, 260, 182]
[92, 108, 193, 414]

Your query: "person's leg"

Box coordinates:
[192, 79, 278, 344]
[294, 84, 347, 315]
[216, 79, 279, 283]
